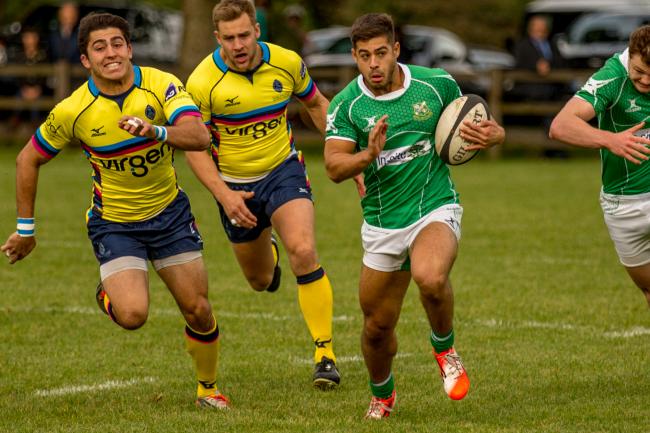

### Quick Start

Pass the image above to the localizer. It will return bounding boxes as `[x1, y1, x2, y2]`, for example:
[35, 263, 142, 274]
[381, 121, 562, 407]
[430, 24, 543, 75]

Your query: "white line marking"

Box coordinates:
[292, 352, 414, 365]
[2, 306, 648, 339]
[36, 377, 156, 397]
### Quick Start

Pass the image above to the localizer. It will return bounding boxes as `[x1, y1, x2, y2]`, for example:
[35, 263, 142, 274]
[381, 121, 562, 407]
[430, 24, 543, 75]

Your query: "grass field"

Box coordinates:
[1, 145, 649, 433]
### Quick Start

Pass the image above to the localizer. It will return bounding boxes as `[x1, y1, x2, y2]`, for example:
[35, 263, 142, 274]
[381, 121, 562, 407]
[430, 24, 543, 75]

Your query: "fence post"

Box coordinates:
[54, 61, 71, 101]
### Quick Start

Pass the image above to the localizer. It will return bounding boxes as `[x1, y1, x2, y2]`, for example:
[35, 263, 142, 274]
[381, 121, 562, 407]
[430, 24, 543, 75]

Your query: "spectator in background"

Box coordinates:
[274, 4, 309, 55]
[48, 1, 80, 64]
[10, 28, 49, 129]
[513, 14, 566, 100]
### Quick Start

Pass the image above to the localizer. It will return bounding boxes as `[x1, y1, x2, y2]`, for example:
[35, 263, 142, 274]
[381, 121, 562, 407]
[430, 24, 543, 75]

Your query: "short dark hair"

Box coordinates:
[629, 25, 650, 65]
[78, 12, 130, 57]
[212, 0, 257, 30]
[350, 13, 395, 48]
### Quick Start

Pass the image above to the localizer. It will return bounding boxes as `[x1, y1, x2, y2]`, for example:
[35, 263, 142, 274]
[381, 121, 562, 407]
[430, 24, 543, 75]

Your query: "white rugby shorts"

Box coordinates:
[361, 204, 463, 272]
[601, 190, 650, 267]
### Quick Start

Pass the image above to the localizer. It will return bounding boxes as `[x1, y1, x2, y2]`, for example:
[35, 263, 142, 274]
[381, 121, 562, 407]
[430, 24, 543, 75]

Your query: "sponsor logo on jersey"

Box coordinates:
[375, 139, 433, 170]
[91, 125, 106, 137]
[273, 79, 283, 92]
[413, 101, 432, 120]
[362, 115, 377, 132]
[300, 62, 307, 79]
[626, 98, 642, 113]
[97, 142, 173, 177]
[145, 105, 156, 120]
[165, 83, 178, 101]
[45, 113, 62, 136]
[581, 77, 616, 96]
[326, 103, 342, 134]
[223, 114, 285, 140]
[225, 96, 240, 107]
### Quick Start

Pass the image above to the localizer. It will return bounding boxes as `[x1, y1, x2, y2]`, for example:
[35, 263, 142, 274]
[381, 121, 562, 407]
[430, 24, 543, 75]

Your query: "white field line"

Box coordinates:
[292, 352, 414, 365]
[2, 305, 649, 339]
[36, 377, 156, 397]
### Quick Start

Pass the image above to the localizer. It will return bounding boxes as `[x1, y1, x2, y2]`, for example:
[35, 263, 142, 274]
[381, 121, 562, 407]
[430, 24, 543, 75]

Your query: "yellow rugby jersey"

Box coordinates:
[32, 65, 201, 222]
[186, 42, 316, 182]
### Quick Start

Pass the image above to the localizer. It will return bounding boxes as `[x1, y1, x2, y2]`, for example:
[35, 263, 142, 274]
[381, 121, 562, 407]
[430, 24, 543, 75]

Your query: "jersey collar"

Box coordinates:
[357, 63, 411, 101]
[619, 48, 630, 73]
[88, 64, 142, 97]
[213, 42, 270, 74]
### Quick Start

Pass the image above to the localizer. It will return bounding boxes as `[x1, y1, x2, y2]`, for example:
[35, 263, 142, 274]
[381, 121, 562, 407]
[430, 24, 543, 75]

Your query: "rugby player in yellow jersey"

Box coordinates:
[1, 13, 229, 409]
[185, 0, 340, 389]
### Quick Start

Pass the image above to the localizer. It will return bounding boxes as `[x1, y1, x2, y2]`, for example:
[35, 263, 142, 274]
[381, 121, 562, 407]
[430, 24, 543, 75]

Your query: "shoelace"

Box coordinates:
[442, 352, 464, 378]
[366, 397, 392, 418]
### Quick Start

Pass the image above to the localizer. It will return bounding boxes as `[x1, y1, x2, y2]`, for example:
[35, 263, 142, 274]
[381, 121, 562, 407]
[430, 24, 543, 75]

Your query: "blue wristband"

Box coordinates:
[153, 125, 168, 142]
[17, 217, 35, 237]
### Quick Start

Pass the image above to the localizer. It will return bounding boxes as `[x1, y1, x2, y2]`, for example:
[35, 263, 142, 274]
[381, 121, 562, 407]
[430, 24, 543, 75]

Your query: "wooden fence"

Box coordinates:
[0, 62, 594, 148]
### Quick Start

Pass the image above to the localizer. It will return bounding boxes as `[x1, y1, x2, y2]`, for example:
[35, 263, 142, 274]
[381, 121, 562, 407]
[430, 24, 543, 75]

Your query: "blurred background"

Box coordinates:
[1, 0, 649, 153]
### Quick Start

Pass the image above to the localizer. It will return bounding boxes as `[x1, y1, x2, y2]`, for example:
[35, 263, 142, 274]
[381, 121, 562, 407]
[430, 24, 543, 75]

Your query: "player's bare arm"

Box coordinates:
[299, 88, 329, 134]
[461, 119, 506, 151]
[185, 149, 257, 228]
[118, 114, 210, 151]
[1, 143, 49, 264]
[325, 115, 388, 183]
[550, 97, 650, 164]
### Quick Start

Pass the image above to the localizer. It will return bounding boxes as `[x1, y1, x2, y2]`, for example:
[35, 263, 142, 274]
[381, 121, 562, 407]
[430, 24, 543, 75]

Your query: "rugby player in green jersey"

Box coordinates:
[551, 25, 650, 309]
[323, 13, 505, 419]
[1, 13, 229, 409]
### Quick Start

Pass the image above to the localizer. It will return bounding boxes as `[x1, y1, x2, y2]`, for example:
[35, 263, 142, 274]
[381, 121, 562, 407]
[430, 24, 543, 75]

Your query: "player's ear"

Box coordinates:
[80, 54, 90, 69]
[255, 23, 261, 39]
[214, 30, 221, 45]
[394, 41, 401, 59]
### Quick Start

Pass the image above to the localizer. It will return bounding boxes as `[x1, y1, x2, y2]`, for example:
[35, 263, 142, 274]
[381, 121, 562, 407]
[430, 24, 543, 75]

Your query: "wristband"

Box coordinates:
[17, 217, 35, 237]
[153, 125, 168, 142]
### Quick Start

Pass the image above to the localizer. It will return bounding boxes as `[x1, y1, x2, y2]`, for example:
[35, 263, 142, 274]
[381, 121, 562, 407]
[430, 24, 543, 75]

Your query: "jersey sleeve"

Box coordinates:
[155, 71, 201, 125]
[575, 62, 621, 115]
[31, 102, 75, 159]
[288, 50, 317, 101]
[186, 66, 212, 125]
[325, 93, 357, 143]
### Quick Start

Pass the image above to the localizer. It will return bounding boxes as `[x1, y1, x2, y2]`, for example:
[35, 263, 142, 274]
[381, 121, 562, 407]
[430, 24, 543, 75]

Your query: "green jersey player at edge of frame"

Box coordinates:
[550, 25, 650, 309]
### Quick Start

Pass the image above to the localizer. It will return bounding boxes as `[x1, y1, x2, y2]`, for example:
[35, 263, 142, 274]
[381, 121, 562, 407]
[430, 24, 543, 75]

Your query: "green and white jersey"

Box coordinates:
[576, 49, 650, 195]
[326, 64, 461, 229]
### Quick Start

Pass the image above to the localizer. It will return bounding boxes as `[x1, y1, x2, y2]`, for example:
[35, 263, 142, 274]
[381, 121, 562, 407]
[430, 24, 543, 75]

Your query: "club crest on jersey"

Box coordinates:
[362, 115, 377, 132]
[165, 83, 178, 101]
[145, 105, 156, 120]
[413, 101, 432, 121]
[273, 79, 283, 92]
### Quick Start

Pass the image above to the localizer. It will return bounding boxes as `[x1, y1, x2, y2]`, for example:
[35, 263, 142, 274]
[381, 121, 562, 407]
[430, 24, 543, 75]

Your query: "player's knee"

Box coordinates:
[115, 309, 148, 330]
[285, 244, 317, 274]
[246, 273, 274, 291]
[180, 297, 213, 330]
[363, 316, 394, 343]
[414, 272, 449, 300]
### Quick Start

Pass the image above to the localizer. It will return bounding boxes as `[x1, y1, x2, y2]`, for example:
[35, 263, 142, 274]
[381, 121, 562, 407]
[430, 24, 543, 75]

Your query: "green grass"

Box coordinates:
[1, 146, 649, 433]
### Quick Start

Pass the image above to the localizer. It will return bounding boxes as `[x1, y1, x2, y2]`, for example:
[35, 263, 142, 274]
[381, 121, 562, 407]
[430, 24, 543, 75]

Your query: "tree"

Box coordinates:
[179, 0, 217, 80]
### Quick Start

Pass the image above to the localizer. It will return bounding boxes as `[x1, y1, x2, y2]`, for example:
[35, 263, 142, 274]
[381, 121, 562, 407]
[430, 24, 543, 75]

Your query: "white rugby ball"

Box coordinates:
[434, 94, 490, 165]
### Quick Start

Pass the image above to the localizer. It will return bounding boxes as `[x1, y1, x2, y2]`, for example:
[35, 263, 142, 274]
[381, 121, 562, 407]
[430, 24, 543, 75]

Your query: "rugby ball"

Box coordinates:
[434, 94, 490, 165]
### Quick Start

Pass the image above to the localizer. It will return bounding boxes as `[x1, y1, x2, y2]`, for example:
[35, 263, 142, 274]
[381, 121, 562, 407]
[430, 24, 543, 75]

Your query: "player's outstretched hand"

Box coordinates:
[607, 123, 650, 165]
[118, 116, 155, 138]
[220, 189, 257, 229]
[1, 232, 36, 264]
[461, 119, 506, 151]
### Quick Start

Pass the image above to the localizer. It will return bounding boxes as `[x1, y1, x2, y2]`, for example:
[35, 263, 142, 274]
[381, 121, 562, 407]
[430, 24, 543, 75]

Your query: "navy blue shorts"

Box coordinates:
[87, 190, 203, 265]
[219, 153, 312, 243]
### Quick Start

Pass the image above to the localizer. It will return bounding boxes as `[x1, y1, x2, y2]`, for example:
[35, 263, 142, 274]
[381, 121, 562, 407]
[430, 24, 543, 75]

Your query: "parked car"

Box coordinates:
[1, 2, 182, 64]
[556, 13, 650, 69]
[303, 25, 514, 97]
